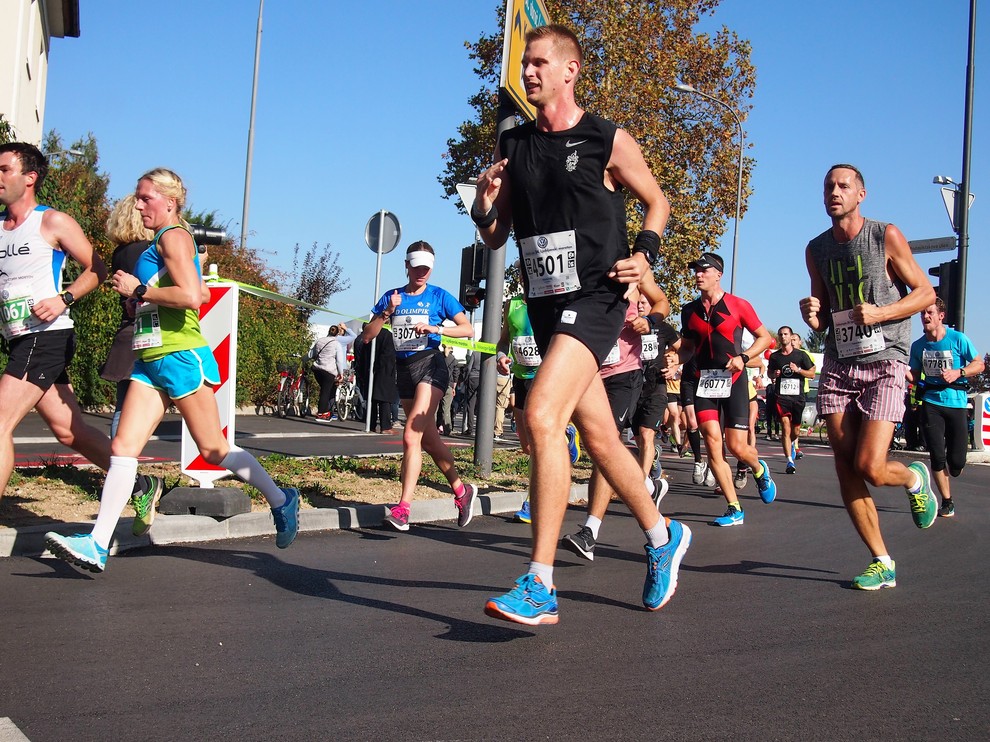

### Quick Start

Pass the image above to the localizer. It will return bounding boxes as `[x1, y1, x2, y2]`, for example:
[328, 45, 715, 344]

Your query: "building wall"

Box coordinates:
[0, 0, 79, 144]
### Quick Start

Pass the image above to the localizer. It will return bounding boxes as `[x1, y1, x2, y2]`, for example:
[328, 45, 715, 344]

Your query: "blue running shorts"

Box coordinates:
[131, 346, 221, 400]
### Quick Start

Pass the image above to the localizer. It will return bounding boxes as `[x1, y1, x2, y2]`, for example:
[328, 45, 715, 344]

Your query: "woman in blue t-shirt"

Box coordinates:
[361, 241, 477, 532]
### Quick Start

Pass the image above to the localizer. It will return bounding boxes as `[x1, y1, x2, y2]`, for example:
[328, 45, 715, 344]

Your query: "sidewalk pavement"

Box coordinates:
[0, 484, 590, 559]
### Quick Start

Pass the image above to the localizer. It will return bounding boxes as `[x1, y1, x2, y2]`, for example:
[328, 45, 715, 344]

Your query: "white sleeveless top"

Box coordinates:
[0, 206, 74, 340]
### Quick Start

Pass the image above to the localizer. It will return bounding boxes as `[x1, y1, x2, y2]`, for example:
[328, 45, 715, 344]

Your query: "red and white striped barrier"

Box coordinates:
[181, 283, 239, 486]
[976, 392, 990, 453]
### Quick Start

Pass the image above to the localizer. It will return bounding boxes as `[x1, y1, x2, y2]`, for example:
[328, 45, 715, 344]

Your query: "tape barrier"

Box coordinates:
[209, 274, 497, 355]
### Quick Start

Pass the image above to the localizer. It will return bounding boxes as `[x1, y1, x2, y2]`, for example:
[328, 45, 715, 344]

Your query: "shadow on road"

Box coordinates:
[132, 544, 536, 644]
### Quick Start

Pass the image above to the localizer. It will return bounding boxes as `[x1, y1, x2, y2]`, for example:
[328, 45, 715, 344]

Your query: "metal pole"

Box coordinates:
[240, 0, 263, 251]
[365, 210, 386, 432]
[693, 90, 743, 294]
[472, 90, 515, 476]
[672, 85, 744, 293]
[956, 0, 976, 332]
[729, 121, 743, 295]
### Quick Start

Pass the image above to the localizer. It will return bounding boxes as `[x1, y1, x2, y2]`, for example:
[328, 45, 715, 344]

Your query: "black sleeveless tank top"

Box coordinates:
[499, 113, 629, 297]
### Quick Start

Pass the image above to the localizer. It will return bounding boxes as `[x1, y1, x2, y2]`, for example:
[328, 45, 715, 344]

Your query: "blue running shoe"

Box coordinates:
[565, 423, 581, 465]
[514, 498, 531, 524]
[754, 459, 777, 503]
[643, 519, 692, 611]
[45, 532, 108, 573]
[485, 573, 559, 625]
[272, 487, 300, 549]
[712, 505, 744, 527]
[786, 461, 796, 475]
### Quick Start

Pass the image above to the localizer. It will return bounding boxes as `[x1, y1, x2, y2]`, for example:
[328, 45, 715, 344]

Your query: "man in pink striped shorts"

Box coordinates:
[800, 164, 938, 591]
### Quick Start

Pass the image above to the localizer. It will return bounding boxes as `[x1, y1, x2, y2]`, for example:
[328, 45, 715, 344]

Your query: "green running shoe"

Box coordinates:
[851, 559, 896, 590]
[131, 475, 166, 537]
[906, 462, 937, 529]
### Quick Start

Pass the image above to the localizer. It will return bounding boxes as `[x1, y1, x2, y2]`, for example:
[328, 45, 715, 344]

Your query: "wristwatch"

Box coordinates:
[739, 353, 751, 364]
[134, 284, 148, 301]
[59, 291, 75, 307]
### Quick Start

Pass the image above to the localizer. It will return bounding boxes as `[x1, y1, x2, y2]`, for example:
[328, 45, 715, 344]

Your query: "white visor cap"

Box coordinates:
[406, 250, 435, 269]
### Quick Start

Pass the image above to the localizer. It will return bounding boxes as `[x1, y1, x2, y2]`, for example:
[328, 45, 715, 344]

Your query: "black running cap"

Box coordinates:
[688, 252, 724, 272]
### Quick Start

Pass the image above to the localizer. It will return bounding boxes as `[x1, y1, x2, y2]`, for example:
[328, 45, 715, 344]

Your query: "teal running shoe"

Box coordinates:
[485, 573, 559, 625]
[754, 459, 776, 503]
[906, 462, 937, 529]
[643, 519, 692, 610]
[272, 487, 300, 548]
[514, 498, 531, 524]
[45, 532, 108, 573]
[565, 423, 581, 464]
[852, 559, 896, 590]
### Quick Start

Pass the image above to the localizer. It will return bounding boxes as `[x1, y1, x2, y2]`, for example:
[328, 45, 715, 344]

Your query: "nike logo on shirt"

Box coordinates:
[565, 139, 587, 147]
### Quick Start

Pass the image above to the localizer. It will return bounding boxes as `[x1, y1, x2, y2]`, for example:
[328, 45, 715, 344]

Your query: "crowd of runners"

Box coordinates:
[1, 24, 982, 623]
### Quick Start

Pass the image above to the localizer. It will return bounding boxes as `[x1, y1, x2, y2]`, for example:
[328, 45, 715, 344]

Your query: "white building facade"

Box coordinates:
[0, 0, 79, 143]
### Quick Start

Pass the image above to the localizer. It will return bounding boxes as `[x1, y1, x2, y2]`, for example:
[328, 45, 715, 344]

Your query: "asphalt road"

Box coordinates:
[2, 442, 988, 741]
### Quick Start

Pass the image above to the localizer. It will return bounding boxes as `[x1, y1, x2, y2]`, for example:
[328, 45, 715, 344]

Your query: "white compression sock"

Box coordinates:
[91, 456, 140, 549]
[220, 447, 286, 507]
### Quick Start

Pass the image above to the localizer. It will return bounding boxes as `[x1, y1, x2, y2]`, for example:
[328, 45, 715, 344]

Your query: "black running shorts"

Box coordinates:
[3, 329, 74, 391]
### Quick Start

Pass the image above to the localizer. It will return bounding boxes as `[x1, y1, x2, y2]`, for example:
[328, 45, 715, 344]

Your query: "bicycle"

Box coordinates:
[274, 355, 312, 418]
[811, 414, 829, 445]
[334, 368, 363, 421]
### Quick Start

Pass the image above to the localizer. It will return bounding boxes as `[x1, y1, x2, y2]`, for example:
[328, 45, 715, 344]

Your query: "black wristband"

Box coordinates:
[632, 230, 660, 265]
[739, 353, 750, 364]
[471, 202, 497, 228]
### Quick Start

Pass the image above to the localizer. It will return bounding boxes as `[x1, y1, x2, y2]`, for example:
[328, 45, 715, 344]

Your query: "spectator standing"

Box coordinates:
[310, 322, 356, 420]
[354, 325, 398, 433]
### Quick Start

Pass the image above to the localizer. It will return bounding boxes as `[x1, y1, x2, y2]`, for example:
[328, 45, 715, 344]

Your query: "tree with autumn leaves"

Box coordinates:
[439, 0, 755, 311]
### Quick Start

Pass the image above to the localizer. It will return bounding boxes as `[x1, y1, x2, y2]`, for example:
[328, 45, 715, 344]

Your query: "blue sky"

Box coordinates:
[43, 1, 988, 353]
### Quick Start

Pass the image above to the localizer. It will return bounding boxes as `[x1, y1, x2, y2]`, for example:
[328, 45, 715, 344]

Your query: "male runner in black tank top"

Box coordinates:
[472, 24, 691, 625]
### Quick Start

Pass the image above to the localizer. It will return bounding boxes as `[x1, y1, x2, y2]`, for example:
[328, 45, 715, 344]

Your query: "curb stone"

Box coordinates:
[1, 484, 591, 559]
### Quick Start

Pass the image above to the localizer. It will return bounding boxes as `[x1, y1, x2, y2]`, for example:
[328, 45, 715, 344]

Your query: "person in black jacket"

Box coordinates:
[354, 325, 398, 433]
[436, 345, 458, 435]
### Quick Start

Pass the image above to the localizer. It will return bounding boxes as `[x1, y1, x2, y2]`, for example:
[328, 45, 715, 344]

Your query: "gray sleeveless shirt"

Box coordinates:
[807, 218, 910, 364]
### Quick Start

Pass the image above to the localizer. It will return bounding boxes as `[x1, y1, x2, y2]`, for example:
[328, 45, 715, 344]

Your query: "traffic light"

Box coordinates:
[459, 244, 487, 309]
[928, 260, 960, 327]
[463, 284, 486, 309]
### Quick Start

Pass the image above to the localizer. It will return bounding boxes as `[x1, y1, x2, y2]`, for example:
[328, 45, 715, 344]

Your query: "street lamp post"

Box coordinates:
[928, 0, 976, 333]
[672, 83, 744, 294]
[42, 149, 84, 161]
[240, 0, 264, 252]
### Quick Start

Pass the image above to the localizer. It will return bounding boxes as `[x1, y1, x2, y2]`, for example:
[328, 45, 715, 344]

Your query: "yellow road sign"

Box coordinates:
[499, 0, 550, 121]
